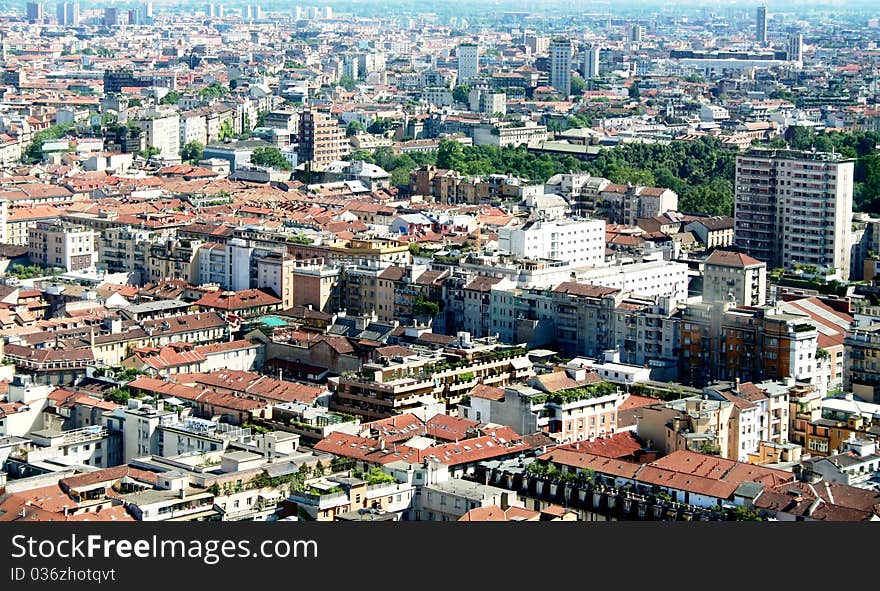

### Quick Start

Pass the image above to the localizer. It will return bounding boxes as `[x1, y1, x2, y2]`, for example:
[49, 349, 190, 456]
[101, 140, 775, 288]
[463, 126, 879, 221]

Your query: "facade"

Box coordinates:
[549, 38, 572, 96]
[844, 325, 880, 403]
[27, 221, 97, 272]
[298, 108, 350, 171]
[788, 33, 803, 66]
[582, 45, 600, 78]
[457, 43, 479, 84]
[702, 250, 767, 307]
[734, 149, 854, 280]
[497, 218, 605, 267]
[134, 110, 181, 158]
[680, 301, 821, 389]
[757, 5, 768, 45]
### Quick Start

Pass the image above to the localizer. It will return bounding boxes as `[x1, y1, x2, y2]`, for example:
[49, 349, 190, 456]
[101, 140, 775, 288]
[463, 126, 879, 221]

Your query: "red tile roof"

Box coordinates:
[551, 432, 643, 459]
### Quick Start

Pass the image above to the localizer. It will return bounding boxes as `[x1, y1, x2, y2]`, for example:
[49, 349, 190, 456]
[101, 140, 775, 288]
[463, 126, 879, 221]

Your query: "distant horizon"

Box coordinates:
[3, 0, 880, 15]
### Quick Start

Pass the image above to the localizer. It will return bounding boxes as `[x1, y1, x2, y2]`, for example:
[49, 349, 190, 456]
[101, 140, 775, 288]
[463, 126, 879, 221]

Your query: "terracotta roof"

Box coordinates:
[195, 289, 282, 311]
[469, 384, 505, 401]
[60, 466, 159, 490]
[552, 282, 619, 298]
[704, 249, 763, 268]
[551, 432, 643, 459]
[459, 506, 540, 521]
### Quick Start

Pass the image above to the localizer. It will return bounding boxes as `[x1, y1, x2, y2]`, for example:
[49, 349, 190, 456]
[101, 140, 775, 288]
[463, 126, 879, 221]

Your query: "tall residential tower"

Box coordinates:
[550, 37, 572, 96]
[734, 148, 854, 280]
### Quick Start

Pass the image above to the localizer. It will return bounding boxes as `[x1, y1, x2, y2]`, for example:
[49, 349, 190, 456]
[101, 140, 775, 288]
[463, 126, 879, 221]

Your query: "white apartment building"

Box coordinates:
[457, 43, 479, 84]
[469, 89, 506, 116]
[180, 111, 208, 147]
[0, 377, 51, 437]
[578, 260, 689, 303]
[422, 86, 453, 107]
[734, 148, 854, 280]
[702, 249, 767, 307]
[135, 109, 181, 158]
[256, 251, 295, 310]
[497, 218, 605, 267]
[472, 121, 548, 147]
[699, 104, 730, 122]
[583, 45, 600, 78]
[109, 399, 177, 463]
[196, 238, 253, 292]
[574, 350, 652, 385]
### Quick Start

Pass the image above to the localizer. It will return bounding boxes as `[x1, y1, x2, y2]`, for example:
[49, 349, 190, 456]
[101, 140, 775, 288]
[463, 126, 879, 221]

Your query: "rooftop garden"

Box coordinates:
[526, 461, 596, 484]
[7, 264, 64, 279]
[531, 381, 620, 405]
[352, 467, 397, 486]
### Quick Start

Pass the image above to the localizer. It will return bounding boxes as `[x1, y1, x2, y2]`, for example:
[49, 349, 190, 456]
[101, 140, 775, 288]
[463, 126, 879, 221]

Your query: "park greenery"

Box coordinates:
[159, 90, 183, 105]
[344, 127, 879, 218]
[198, 82, 228, 100]
[181, 141, 205, 164]
[250, 146, 292, 170]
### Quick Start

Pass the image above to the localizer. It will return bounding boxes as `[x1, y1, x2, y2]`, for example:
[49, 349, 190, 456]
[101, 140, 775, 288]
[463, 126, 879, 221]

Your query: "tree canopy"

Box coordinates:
[250, 146, 292, 170]
[181, 141, 205, 164]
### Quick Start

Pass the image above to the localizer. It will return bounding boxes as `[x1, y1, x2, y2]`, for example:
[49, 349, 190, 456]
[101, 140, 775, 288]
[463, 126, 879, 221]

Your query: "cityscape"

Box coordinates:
[0, 0, 879, 524]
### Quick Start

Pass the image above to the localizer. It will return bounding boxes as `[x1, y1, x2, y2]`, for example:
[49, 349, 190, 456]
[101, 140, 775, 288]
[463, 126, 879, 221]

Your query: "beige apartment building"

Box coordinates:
[27, 221, 97, 272]
[734, 148, 854, 280]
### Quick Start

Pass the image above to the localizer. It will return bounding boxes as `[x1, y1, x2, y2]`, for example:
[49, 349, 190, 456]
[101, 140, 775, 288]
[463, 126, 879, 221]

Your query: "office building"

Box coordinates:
[103, 6, 119, 26]
[457, 43, 479, 84]
[56, 1, 79, 25]
[582, 44, 600, 79]
[757, 5, 768, 45]
[734, 149, 854, 280]
[26, 2, 44, 21]
[550, 37, 572, 96]
[788, 33, 803, 65]
[630, 24, 644, 43]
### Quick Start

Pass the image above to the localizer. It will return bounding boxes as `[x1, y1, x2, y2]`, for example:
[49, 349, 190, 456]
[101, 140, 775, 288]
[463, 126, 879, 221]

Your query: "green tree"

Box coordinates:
[452, 85, 470, 104]
[436, 139, 464, 170]
[24, 123, 74, 163]
[105, 387, 131, 404]
[390, 167, 412, 187]
[604, 162, 655, 186]
[338, 74, 356, 91]
[413, 294, 440, 317]
[367, 118, 394, 135]
[138, 146, 160, 159]
[218, 119, 234, 140]
[159, 90, 183, 105]
[198, 82, 227, 100]
[570, 76, 587, 96]
[250, 146, 292, 170]
[181, 141, 204, 163]
[346, 121, 365, 137]
[787, 126, 816, 150]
